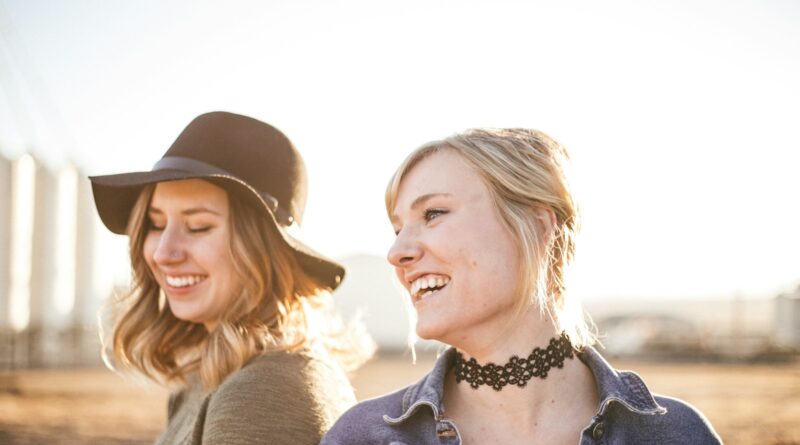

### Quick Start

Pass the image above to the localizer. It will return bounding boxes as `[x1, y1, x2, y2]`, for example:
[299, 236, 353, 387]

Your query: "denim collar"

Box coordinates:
[383, 345, 666, 425]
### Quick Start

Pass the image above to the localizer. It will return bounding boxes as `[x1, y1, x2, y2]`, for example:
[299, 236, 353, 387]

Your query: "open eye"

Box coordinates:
[424, 208, 448, 222]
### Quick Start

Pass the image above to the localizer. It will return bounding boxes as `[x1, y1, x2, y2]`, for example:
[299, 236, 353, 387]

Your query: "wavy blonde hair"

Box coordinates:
[386, 128, 596, 348]
[106, 181, 372, 389]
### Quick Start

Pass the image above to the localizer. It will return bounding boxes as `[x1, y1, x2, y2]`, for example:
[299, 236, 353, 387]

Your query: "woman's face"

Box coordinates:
[143, 179, 241, 331]
[388, 150, 522, 347]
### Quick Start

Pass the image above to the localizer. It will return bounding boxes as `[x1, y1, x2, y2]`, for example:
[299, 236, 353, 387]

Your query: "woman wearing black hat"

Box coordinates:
[91, 112, 372, 444]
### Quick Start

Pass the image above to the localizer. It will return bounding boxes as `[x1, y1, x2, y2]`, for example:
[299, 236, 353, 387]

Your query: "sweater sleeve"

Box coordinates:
[199, 352, 346, 445]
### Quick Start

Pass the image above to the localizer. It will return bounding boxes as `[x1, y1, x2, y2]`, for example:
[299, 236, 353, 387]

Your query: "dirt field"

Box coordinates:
[1, 354, 798, 444]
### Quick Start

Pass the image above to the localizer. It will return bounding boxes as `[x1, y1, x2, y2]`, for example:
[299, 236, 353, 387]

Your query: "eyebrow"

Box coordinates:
[390, 193, 453, 223]
[148, 206, 222, 216]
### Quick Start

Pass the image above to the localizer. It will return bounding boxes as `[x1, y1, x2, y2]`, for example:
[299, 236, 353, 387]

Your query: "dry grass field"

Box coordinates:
[1, 354, 798, 444]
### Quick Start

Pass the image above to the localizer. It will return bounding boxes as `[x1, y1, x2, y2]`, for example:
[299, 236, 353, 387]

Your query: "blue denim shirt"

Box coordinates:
[322, 346, 722, 444]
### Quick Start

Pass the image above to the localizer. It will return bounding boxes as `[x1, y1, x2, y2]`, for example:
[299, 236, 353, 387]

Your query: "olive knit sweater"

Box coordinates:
[154, 348, 356, 445]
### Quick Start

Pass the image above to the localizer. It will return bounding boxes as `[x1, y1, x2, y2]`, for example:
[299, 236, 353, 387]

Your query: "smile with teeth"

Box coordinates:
[409, 274, 450, 301]
[165, 274, 206, 288]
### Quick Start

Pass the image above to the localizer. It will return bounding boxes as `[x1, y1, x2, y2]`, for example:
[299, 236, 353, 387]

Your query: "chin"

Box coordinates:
[415, 320, 450, 343]
[168, 303, 205, 325]
[172, 312, 204, 325]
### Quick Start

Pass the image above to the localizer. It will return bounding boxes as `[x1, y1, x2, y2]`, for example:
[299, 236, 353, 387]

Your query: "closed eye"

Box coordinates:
[148, 220, 165, 231]
[189, 226, 214, 234]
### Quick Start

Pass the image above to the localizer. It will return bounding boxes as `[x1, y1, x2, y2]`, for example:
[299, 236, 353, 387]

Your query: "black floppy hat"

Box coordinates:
[89, 111, 345, 290]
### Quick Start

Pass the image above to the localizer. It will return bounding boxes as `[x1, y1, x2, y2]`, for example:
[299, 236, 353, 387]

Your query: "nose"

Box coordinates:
[151, 226, 186, 265]
[387, 227, 422, 268]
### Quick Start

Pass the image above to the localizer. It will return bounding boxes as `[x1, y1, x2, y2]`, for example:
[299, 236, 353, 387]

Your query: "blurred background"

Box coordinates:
[1, 0, 798, 444]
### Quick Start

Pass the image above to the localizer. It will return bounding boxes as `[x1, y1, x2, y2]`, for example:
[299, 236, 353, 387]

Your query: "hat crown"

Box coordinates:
[166, 112, 307, 224]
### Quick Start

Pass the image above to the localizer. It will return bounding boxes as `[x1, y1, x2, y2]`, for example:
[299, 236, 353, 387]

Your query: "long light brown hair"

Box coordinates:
[105, 181, 372, 389]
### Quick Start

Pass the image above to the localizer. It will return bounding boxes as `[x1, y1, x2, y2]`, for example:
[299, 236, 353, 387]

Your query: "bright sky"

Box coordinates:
[1, 0, 798, 301]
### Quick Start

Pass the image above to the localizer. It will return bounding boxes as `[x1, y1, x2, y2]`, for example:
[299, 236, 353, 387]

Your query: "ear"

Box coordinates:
[532, 206, 557, 240]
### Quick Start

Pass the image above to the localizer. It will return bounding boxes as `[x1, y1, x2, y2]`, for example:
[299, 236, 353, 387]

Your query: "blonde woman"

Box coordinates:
[91, 112, 371, 444]
[323, 129, 720, 444]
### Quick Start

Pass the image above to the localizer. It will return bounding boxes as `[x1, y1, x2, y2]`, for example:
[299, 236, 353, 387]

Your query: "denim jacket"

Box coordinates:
[322, 346, 722, 444]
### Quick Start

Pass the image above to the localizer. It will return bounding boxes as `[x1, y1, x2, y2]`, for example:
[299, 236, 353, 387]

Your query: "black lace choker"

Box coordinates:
[453, 334, 575, 391]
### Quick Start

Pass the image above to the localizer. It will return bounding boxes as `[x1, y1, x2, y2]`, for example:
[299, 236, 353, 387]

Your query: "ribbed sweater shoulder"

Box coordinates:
[156, 348, 356, 445]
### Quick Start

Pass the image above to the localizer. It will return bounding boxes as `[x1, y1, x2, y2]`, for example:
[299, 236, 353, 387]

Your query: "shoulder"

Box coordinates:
[602, 381, 722, 444]
[208, 350, 312, 411]
[202, 349, 356, 445]
[165, 386, 190, 420]
[219, 348, 352, 398]
[321, 386, 409, 445]
[651, 394, 722, 443]
[580, 348, 721, 444]
[225, 351, 318, 390]
[210, 348, 355, 413]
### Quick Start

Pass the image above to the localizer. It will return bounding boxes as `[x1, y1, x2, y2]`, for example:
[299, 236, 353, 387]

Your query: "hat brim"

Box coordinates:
[89, 169, 345, 291]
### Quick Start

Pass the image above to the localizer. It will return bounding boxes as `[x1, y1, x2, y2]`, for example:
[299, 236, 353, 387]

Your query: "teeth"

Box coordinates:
[408, 274, 450, 299]
[165, 275, 205, 288]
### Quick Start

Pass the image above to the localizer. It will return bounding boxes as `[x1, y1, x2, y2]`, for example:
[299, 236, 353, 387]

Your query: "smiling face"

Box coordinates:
[388, 149, 523, 347]
[143, 179, 241, 331]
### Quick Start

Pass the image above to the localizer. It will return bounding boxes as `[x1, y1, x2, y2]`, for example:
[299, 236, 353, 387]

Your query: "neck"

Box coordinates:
[451, 305, 559, 364]
[453, 333, 573, 390]
[442, 310, 599, 439]
[443, 349, 596, 438]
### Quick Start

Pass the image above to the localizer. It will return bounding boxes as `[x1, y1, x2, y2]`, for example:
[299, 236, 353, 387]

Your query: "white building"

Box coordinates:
[775, 285, 800, 348]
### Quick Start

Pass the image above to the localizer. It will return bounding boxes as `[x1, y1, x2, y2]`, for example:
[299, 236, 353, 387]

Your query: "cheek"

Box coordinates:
[142, 235, 158, 271]
[466, 223, 519, 282]
[209, 239, 234, 271]
[218, 257, 244, 303]
[204, 235, 238, 285]
[455, 231, 492, 271]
